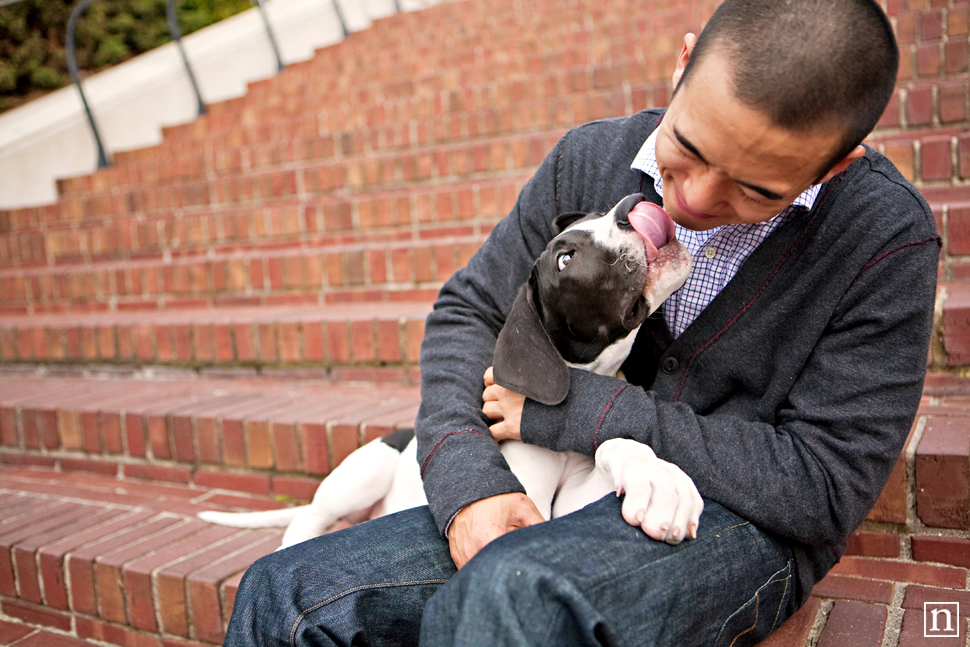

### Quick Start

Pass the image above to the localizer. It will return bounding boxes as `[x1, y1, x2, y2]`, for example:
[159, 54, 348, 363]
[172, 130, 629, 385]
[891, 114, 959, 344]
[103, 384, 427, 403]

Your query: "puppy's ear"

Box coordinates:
[492, 276, 570, 406]
[552, 211, 589, 234]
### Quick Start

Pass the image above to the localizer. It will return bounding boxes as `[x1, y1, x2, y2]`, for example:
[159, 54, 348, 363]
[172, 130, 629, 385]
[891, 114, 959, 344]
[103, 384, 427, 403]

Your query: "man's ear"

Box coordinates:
[671, 33, 697, 90]
[817, 145, 866, 184]
[492, 275, 570, 406]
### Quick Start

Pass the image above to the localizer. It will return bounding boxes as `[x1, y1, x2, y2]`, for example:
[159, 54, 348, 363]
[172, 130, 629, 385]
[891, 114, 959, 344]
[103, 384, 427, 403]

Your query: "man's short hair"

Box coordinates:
[678, 0, 899, 177]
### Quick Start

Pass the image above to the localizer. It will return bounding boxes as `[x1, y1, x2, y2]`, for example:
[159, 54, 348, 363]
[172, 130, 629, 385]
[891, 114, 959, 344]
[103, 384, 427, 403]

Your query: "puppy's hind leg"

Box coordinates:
[280, 437, 403, 548]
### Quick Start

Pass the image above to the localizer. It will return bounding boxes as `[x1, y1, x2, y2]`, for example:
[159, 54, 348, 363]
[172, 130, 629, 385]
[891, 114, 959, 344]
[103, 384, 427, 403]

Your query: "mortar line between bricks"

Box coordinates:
[59, 510, 180, 613]
[182, 532, 279, 640]
[0, 618, 40, 647]
[904, 415, 929, 539]
[0, 596, 78, 643]
[0, 486, 155, 513]
[806, 599, 834, 647]
[880, 581, 907, 647]
[148, 527, 257, 633]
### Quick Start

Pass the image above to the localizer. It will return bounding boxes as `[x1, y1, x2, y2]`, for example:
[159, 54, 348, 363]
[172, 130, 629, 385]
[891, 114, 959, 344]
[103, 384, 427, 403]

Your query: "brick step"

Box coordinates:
[941, 283, 970, 365]
[149, 4, 684, 140]
[0, 464, 299, 645]
[2, 170, 519, 271]
[160, 0, 698, 135]
[0, 7, 703, 229]
[0, 90, 576, 251]
[150, 28, 679, 155]
[0, 371, 962, 530]
[0, 373, 421, 490]
[48, 64, 638, 204]
[0, 230, 483, 314]
[0, 301, 431, 380]
[908, 188, 970, 282]
[0, 373, 967, 647]
[2, 153, 535, 271]
[52, 118, 563, 208]
[868, 120, 970, 185]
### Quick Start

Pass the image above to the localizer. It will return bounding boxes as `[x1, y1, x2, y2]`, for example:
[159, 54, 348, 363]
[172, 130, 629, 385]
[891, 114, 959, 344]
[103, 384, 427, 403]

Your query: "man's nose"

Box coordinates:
[681, 168, 727, 216]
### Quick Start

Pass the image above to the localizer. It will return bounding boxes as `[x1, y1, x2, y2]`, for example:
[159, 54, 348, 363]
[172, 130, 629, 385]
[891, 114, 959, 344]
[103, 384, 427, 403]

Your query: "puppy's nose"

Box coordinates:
[612, 193, 647, 229]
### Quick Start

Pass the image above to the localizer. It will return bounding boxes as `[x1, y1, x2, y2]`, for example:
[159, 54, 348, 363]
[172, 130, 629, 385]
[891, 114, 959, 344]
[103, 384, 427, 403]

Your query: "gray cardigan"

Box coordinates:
[414, 109, 940, 601]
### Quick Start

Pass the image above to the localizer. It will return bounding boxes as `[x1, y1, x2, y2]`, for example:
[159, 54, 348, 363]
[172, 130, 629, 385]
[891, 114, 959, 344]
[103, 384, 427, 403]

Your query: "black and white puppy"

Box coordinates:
[199, 194, 701, 548]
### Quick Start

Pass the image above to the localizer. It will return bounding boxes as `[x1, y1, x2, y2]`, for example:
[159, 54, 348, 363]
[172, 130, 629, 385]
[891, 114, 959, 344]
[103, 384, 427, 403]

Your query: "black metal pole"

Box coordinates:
[252, 0, 285, 72]
[66, 0, 110, 168]
[332, 0, 348, 38]
[167, 0, 207, 116]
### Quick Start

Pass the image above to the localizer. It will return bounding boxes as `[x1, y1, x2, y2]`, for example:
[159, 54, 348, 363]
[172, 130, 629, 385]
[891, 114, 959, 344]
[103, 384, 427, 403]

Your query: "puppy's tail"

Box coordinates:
[197, 505, 307, 528]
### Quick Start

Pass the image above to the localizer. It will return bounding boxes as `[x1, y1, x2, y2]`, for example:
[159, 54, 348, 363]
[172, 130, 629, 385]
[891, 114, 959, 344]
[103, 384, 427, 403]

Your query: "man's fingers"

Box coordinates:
[483, 366, 494, 386]
[482, 401, 503, 421]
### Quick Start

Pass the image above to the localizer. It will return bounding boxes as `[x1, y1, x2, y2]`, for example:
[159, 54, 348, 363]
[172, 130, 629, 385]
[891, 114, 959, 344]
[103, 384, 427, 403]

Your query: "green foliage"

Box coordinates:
[0, 0, 252, 112]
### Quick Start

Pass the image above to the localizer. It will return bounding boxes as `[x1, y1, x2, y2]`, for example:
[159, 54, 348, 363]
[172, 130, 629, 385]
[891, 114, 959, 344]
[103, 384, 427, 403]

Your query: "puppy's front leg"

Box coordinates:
[594, 439, 703, 544]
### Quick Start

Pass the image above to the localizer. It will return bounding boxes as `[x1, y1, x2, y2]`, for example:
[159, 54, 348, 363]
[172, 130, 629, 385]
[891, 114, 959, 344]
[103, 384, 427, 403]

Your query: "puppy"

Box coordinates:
[199, 194, 701, 548]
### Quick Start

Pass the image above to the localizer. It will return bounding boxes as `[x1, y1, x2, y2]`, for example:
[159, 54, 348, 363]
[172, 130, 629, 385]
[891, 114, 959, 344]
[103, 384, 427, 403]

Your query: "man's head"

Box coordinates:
[656, 0, 899, 231]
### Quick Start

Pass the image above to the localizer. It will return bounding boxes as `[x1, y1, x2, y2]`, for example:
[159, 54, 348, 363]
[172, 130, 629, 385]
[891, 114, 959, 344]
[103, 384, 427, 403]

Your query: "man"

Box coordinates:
[224, 0, 939, 644]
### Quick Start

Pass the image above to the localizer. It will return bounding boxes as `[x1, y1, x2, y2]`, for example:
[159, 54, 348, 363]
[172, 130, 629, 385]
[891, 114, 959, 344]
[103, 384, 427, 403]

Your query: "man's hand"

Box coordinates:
[448, 492, 544, 569]
[482, 367, 526, 441]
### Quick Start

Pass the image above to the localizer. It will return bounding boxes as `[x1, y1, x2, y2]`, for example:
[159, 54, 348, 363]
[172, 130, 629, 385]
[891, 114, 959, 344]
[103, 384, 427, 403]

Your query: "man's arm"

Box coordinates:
[518, 235, 939, 547]
[414, 133, 567, 554]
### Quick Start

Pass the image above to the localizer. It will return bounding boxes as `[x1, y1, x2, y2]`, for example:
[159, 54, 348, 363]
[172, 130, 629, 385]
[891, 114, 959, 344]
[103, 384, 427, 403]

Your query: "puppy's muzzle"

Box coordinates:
[612, 193, 677, 262]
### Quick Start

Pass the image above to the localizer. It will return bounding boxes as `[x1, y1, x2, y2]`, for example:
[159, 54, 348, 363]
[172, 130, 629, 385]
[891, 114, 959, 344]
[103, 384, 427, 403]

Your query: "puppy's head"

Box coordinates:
[493, 194, 691, 405]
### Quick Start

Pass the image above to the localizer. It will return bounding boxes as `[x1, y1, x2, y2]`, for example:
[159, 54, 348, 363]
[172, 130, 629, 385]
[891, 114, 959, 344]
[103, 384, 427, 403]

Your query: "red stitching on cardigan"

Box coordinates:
[420, 429, 483, 477]
[856, 236, 941, 277]
[592, 385, 628, 450]
[672, 174, 844, 402]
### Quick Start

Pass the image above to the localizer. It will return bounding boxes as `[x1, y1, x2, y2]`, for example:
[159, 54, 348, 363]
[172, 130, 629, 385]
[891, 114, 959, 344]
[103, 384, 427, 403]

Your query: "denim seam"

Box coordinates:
[767, 563, 793, 635]
[713, 521, 750, 537]
[717, 560, 793, 647]
[289, 578, 451, 646]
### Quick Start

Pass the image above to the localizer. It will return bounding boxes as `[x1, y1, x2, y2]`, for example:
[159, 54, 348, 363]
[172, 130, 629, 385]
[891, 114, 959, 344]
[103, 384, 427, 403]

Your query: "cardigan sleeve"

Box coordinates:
[413, 134, 564, 535]
[519, 234, 939, 548]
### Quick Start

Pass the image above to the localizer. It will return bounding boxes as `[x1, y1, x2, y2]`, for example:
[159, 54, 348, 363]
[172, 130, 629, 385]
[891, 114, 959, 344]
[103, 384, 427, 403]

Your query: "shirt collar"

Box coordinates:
[630, 128, 822, 214]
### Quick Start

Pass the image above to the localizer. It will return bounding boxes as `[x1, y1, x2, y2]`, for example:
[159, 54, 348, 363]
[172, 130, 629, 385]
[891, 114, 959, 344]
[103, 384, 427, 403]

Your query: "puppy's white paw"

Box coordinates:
[597, 439, 703, 544]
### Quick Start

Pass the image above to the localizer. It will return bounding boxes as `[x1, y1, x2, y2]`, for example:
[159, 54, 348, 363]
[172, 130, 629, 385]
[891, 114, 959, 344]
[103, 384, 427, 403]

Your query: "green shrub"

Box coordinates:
[29, 64, 64, 87]
[0, 0, 252, 113]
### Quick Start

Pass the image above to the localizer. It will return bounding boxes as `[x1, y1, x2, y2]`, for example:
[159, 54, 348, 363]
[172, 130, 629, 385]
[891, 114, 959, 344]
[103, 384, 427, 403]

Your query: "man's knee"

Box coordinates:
[225, 551, 295, 647]
[240, 548, 286, 592]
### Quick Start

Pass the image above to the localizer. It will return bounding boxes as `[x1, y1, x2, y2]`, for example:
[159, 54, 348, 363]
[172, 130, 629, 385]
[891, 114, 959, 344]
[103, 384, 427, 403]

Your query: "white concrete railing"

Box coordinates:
[0, 0, 442, 210]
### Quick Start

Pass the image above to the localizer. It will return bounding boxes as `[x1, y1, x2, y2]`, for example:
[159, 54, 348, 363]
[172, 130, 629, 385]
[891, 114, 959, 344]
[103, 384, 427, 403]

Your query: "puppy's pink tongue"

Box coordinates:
[628, 201, 675, 251]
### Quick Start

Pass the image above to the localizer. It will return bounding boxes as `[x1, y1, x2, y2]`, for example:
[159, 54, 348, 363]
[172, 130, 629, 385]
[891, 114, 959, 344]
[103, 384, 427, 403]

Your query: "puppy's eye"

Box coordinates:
[557, 253, 572, 271]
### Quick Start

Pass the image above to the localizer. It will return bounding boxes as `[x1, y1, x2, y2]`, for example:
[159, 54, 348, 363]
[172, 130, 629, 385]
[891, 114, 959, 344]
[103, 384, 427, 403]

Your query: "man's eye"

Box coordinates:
[557, 253, 572, 271]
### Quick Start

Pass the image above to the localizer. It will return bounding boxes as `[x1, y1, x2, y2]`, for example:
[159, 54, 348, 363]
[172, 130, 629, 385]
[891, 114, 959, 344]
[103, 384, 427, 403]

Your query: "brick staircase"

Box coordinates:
[0, 0, 969, 645]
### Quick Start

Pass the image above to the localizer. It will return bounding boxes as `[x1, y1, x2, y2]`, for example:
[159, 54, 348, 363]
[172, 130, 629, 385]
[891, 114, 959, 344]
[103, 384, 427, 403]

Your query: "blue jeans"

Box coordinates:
[224, 496, 797, 647]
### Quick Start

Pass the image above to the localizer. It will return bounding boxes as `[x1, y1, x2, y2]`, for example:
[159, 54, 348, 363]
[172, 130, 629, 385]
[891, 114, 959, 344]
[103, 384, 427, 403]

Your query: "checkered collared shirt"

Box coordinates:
[631, 129, 822, 338]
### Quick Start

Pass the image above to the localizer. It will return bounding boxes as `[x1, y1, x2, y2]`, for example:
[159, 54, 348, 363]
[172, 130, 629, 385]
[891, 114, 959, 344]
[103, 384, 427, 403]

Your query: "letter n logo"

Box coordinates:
[924, 602, 960, 638]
